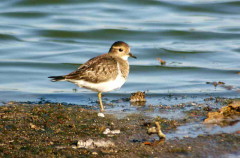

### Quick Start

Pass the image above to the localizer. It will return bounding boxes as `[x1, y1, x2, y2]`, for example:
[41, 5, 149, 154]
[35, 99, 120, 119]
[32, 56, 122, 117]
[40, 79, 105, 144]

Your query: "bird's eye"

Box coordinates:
[119, 48, 123, 52]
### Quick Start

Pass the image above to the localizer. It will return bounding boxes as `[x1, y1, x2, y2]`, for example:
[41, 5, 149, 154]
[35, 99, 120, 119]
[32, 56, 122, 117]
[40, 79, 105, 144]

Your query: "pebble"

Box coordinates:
[130, 91, 146, 102]
[103, 128, 111, 135]
[103, 128, 121, 135]
[77, 139, 115, 149]
[92, 151, 98, 155]
[77, 139, 94, 148]
[97, 112, 105, 117]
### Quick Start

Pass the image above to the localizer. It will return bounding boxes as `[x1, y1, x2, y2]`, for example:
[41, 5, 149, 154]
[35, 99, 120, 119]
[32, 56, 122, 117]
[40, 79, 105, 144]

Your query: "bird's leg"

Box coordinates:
[98, 92, 104, 112]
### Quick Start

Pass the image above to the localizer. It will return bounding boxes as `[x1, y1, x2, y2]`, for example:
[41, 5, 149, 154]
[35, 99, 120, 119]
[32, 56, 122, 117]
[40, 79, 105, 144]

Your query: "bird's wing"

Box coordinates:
[64, 55, 118, 83]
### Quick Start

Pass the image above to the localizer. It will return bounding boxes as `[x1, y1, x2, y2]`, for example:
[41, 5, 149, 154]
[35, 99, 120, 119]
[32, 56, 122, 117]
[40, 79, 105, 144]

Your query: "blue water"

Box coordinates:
[0, 0, 239, 106]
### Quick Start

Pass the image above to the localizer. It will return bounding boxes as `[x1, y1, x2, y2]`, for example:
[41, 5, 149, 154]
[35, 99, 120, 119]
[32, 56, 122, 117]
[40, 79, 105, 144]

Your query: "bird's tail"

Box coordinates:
[48, 76, 65, 82]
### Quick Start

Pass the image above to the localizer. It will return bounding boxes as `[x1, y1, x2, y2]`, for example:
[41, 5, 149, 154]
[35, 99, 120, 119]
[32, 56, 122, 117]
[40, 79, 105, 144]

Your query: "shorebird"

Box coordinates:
[49, 41, 136, 111]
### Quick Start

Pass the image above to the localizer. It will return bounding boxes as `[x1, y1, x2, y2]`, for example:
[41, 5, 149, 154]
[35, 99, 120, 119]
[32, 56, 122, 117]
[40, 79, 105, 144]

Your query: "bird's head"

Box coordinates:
[108, 41, 136, 60]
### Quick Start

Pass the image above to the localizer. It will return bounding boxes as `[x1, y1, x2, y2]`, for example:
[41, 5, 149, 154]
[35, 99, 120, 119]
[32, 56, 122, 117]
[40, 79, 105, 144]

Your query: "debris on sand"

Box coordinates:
[97, 112, 105, 117]
[29, 123, 45, 131]
[204, 100, 240, 124]
[1, 101, 240, 157]
[156, 57, 166, 65]
[147, 121, 166, 139]
[76, 139, 115, 149]
[130, 91, 146, 103]
[103, 128, 120, 136]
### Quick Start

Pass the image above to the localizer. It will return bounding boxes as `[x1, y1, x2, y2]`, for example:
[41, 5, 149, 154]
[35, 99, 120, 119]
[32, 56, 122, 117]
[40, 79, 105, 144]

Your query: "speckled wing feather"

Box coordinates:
[64, 54, 118, 83]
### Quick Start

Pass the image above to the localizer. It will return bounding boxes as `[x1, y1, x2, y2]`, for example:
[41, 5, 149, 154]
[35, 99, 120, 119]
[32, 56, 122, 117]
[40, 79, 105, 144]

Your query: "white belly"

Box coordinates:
[70, 73, 126, 92]
[67, 62, 127, 92]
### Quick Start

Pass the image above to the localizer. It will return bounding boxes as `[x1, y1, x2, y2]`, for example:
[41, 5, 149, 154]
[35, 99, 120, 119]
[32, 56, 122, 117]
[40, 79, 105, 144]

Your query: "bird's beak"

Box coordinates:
[129, 53, 137, 59]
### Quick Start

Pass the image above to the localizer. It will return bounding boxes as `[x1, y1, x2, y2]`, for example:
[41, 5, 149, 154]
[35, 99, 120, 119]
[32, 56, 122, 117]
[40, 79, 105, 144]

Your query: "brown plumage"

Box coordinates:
[64, 54, 120, 83]
[49, 41, 136, 111]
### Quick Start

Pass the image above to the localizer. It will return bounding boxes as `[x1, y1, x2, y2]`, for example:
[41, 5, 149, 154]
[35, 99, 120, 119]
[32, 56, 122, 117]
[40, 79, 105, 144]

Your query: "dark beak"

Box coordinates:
[129, 53, 137, 59]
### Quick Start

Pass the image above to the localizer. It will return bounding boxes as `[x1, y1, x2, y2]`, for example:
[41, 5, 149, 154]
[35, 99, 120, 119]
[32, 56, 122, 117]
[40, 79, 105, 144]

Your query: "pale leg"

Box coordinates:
[98, 92, 104, 111]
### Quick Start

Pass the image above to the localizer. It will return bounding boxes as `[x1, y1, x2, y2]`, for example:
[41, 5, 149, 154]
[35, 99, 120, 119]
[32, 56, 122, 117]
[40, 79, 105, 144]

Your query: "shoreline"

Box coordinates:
[0, 99, 239, 157]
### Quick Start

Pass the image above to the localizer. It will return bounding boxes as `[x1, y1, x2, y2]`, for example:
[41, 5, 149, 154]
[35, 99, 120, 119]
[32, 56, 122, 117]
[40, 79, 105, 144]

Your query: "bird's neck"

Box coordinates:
[121, 55, 129, 61]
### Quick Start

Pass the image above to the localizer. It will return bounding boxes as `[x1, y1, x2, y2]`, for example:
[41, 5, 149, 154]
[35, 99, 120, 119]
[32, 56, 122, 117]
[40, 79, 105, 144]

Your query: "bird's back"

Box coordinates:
[66, 54, 129, 83]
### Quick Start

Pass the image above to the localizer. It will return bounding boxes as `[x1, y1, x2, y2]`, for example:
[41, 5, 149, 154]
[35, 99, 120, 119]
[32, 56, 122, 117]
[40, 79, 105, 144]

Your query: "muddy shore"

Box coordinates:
[0, 99, 239, 157]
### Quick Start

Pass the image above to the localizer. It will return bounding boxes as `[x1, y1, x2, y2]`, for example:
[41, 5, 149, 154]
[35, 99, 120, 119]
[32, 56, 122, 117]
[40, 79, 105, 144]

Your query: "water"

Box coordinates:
[0, 1, 240, 105]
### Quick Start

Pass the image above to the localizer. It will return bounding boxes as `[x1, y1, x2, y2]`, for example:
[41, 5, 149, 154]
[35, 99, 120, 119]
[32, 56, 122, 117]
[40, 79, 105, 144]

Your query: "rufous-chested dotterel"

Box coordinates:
[49, 41, 136, 111]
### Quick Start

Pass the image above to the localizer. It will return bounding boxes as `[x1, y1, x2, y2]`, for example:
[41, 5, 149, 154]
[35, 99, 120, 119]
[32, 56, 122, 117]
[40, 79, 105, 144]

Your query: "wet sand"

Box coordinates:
[0, 98, 239, 157]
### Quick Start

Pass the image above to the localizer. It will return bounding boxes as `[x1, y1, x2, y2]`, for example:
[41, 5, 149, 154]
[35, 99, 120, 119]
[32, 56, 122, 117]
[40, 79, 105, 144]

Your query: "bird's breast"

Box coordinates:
[117, 59, 129, 79]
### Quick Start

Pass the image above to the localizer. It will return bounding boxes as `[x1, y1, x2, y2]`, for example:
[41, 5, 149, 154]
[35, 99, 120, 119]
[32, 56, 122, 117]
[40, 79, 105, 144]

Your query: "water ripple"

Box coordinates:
[0, 0, 239, 101]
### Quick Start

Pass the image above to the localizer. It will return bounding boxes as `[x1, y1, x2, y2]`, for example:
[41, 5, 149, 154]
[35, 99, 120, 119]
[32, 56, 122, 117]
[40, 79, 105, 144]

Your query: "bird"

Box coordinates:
[48, 41, 136, 111]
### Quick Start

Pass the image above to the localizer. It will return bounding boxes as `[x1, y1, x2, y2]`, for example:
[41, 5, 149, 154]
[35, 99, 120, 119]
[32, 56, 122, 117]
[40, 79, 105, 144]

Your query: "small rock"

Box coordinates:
[111, 130, 120, 134]
[190, 102, 197, 106]
[103, 128, 111, 135]
[94, 140, 115, 148]
[204, 100, 240, 124]
[29, 123, 44, 131]
[92, 151, 98, 155]
[97, 112, 105, 117]
[229, 100, 240, 109]
[71, 145, 78, 149]
[77, 139, 115, 149]
[77, 139, 94, 148]
[204, 112, 224, 124]
[130, 91, 146, 103]
[103, 128, 120, 135]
